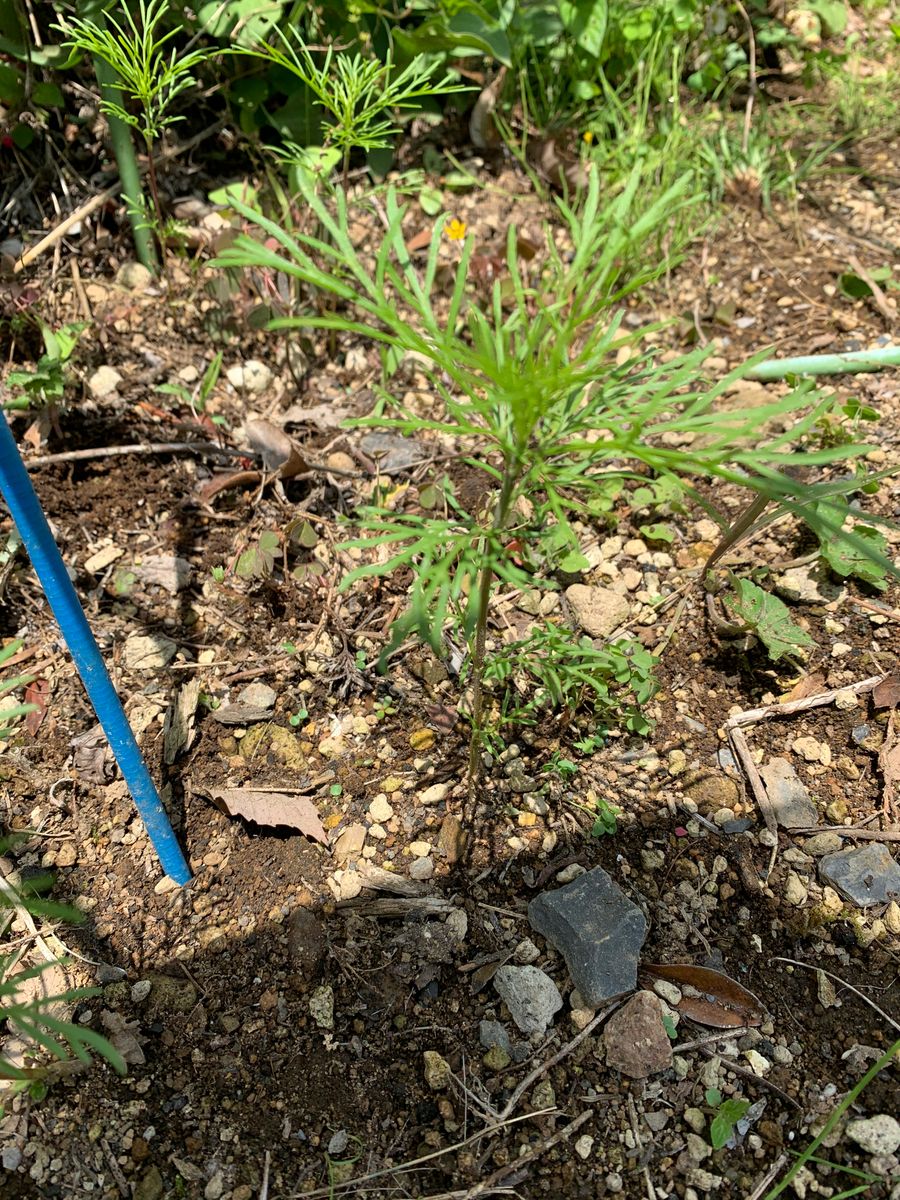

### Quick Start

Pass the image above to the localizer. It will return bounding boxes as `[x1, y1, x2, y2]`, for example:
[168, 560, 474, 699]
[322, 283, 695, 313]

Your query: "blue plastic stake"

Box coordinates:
[0, 414, 191, 886]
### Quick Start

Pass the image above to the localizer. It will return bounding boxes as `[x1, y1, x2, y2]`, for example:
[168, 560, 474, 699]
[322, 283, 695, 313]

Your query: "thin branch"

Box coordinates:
[771, 956, 900, 1035]
[495, 1002, 618, 1124]
[23, 442, 248, 469]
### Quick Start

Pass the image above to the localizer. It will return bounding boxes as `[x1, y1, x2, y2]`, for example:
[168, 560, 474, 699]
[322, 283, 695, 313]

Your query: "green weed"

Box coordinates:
[4, 321, 85, 411]
[56, 0, 213, 264]
[0, 639, 36, 738]
[763, 1038, 900, 1199]
[0, 847, 126, 1115]
[156, 351, 224, 418]
[705, 1087, 752, 1150]
[214, 156, 888, 789]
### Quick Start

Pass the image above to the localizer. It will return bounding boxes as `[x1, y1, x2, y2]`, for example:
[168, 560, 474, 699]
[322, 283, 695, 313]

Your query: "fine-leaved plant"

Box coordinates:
[213, 162, 892, 791]
[236, 30, 469, 186]
[0, 851, 125, 1115]
[56, 0, 212, 265]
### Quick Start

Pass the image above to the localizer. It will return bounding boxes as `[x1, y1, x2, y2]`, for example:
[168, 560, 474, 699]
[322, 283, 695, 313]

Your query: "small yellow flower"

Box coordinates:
[583, 130, 594, 145]
[445, 217, 467, 241]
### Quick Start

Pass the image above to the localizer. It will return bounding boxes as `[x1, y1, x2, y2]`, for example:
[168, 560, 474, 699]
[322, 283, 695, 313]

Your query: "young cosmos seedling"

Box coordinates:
[215, 151, 891, 795]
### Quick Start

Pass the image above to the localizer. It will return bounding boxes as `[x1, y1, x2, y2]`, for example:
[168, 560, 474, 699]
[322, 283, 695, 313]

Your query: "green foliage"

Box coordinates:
[486, 624, 657, 736]
[235, 531, 281, 579]
[762, 1036, 900, 1199]
[0, 639, 36, 740]
[543, 751, 579, 781]
[705, 1088, 751, 1151]
[195, 0, 287, 48]
[589, 794, 620, 837]
[723, 577, 814, 662]
[213, 157, 884, 776]
[156, 351, 224, 416]
[4, 322, 85, 411]
[838, 265, 897, 300]
[55, 0, 212, 260]
[236, 30, 468, 177]
[0, 852, 126, 1110]
[812, 498, 890, 590]
[57, 0, 209, 146]
[807, 396, 879, 450]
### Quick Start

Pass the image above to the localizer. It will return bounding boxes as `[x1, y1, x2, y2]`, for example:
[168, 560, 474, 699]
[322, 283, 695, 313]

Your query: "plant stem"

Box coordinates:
[91, 49, 158, 273]
[762, 1036, 900, 1199]
[466, 465, 519, 798]
[746, 346, 900, 380]
[143, 131, 166, 266]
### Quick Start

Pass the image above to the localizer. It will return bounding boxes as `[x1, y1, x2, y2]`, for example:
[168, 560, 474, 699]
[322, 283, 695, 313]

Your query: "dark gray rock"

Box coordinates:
[819, 842, 900, 908]
[759, 758, 818, 829]
[479, 1020, 511, 1054]
[527, 867, 647, 1007]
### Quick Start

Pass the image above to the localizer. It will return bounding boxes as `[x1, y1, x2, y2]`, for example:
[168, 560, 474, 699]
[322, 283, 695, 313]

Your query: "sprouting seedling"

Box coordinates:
[705, 1088, 751, 1151]
[56, 0, 211, 260]
[0, 639, 36, 737]
[236, 31, 469, 185]
[156, 352, 224, 418]
[5, 321, 86, 411]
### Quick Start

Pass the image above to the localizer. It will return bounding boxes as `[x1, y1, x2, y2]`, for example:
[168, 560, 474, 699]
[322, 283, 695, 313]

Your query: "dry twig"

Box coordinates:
[772, 956, 900, 1035]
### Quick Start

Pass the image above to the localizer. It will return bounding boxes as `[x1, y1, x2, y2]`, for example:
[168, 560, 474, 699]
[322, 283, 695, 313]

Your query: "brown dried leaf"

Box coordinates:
[282, 402, 351, 430]
[526, 135, 587, 192]
[163, 679, 200, 765]
[198, 469, 261, 503]
[404, 226, 433, 255]
[244, 418, 308, 479]
[469, 68, 505, 149]
[873, 671, 900, 710]
[423, 703, 459, 733]
[210, 788, 328, 844]
[462, 951, 512, 995]
[878, 712, 900, 817]
[782, 672, 826, 703]
[24, 678, 50, 736]
[642, 963, 764, 1028]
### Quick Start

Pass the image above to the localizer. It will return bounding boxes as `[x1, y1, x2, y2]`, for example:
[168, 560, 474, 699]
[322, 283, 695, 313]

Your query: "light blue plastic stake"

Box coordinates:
[0, 414, 191, 886]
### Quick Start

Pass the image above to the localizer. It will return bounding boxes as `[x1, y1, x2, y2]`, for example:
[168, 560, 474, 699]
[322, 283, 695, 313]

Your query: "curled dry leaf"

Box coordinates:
[873, 671, 900, 710]
[642, 963, 765, 1028]
[469, 67, 506, 150]
[245, 418, 309, 479]
[783, 672, 826, 703]
[878, 711, 900, 818]
[459, 951, 513, 995]
[198, 468, 261, 503]
[24, 678, 51, 736]
[210, 787, 328, 845]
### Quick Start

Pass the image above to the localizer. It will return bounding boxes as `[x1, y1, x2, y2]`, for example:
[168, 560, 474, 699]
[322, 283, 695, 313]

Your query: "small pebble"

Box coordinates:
[418, 783, 450, 805]
[409, 856, 434, 881]
[368, 795, 394, 823]
[847, 1115, 900, 1157]
[783, 871, 808, 907]
[574, 1134, 594, 1160]
[556, 863, 586, 883]
[513, 938, 540, 964]
[423, 1050, 451, 1090]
